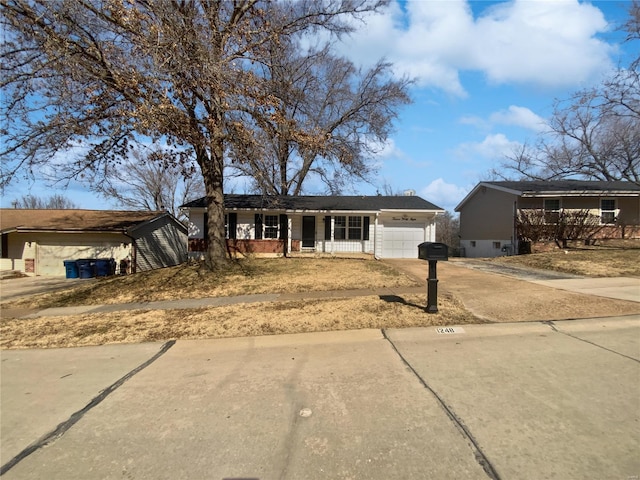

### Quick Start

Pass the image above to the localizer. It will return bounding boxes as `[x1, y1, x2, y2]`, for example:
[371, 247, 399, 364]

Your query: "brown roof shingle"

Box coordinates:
[0, 209, 165, 233]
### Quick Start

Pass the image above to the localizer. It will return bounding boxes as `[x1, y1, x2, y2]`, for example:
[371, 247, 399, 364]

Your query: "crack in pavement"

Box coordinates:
[381, 329, 501, 480]
[543, 320, 640, 364]
[0, 340, 176, 476]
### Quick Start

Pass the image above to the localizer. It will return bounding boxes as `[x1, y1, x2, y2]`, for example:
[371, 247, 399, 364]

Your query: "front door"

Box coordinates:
[302, 216, 316, 248]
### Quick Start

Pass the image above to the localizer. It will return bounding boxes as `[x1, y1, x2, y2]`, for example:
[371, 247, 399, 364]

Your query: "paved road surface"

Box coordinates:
[2, 317, 638, 480]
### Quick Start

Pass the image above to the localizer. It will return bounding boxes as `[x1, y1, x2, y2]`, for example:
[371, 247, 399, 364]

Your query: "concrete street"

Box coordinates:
[2, 316, 639, 480]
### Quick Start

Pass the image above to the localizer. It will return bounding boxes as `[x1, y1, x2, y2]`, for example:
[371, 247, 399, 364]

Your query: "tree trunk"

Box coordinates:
[199, 142, 229, 271]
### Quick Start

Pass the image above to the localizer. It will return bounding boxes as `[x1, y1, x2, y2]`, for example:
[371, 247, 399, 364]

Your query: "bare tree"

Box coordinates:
[516, 209, 605, 249]
[227, 41, 411, 195]
[10, 194, 78, 209]
[89, 146, 204, 221]
[1, 0, 386, 270]
[496, 2, 639, 185]
[435, 211, 460, 251]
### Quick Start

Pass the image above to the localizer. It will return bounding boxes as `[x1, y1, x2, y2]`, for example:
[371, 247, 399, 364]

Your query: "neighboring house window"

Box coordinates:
[600, 199, 616, 224]
[264, 215, 279, 239]
[543, 198, 561, 223]
[493, 241, 501, 249]
[470, 241, 476, 247]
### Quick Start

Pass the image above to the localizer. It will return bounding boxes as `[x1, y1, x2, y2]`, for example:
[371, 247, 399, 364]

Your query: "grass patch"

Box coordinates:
[1, 257, 418, 310]
[0, 293, 482, 349]
[488, 241, 640, 277]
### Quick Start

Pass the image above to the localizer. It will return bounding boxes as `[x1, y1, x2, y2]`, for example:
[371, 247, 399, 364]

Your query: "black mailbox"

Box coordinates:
[418, 242, 448, 261]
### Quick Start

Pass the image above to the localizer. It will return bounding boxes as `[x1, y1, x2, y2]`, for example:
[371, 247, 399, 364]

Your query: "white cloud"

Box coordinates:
[371, 137, 404, 160]
[488, 105, 547, 132]
[472, 1, 612, 87]
[340, 0, 615, 95]
[456, 133, 522, 159]
[420, 178, 469, 211]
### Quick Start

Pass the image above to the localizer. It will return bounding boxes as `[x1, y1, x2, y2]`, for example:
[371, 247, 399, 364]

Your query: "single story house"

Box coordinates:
[0, 209, 188, 276]
[181, 194, 444, 259]
[455, 180, 640, 257]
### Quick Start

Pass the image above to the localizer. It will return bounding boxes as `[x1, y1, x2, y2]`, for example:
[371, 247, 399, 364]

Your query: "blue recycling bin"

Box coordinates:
[76, 259, 96, 279]
[63, 260, 79, 279]
[95, 258, 114, 277]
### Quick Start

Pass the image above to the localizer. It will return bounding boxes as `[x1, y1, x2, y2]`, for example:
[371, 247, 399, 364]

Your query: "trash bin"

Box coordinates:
[76, 259, 96, 279]
[63, 260, 79, 279]
[95, 258, 114, 277]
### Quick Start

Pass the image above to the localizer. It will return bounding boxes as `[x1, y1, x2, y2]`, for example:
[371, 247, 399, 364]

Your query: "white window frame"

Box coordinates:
[333, 215, 363, 240]
[600, 198, 616, 224]
[264, 214, 279, 239]
[543, 198, 561, 224]
[348, 216, 363, 240]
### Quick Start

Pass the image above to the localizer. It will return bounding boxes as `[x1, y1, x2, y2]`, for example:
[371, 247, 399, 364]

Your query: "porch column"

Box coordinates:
[287, 217, 292, 253]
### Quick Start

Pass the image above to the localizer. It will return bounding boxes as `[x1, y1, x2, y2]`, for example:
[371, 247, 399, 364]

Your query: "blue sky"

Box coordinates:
[2, 0, 636, 212]
[338, 0, 636, 211]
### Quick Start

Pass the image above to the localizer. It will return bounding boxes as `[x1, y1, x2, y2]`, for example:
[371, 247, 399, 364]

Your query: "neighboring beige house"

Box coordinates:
[0, 209, 188, 276]
[455, 181, 640, 258]
[181, 194, 444, 259]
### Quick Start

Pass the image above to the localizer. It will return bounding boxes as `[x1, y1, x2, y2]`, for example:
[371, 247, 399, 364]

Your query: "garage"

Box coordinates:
[1, 209, 187, 277]
[380, 218, 427, 258]
[37, 238, 127, 276]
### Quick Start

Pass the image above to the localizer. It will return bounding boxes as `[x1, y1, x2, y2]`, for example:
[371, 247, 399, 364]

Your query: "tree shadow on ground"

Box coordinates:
[379, 295, 425, 312]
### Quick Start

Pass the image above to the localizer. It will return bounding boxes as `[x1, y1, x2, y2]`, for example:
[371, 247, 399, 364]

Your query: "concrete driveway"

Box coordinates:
[2, 317, 639, 480]
[384, 259, 640, 321]
[0, 276, 93, 302]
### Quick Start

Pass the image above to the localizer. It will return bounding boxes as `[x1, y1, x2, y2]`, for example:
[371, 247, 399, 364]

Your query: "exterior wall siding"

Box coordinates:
[459, 188, 518, 240]
[460, 239, 513, 258]
[460, 188, 640, 258]
[187, 210, 432, 258]
[133, 218, 187, 272]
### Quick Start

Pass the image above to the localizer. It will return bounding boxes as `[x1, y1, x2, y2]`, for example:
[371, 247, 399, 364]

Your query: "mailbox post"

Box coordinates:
[418, 242, 449, 313]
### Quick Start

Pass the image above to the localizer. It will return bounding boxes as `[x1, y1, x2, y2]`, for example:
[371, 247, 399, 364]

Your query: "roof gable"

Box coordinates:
[181, 195, 443, 212]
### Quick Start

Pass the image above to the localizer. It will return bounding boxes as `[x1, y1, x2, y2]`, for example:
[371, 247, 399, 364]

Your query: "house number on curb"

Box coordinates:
[436, 327, 465, 334]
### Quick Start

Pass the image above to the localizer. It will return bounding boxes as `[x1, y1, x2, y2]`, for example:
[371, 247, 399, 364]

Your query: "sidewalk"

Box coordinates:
[2, 317, 638, 479]
[3, 260, 639, 322]
[10, 286, 427, 319]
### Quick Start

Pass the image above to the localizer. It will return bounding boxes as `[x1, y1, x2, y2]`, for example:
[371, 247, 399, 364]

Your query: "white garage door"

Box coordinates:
[38, 242, 121, 276]
[381, 221, 425, 258]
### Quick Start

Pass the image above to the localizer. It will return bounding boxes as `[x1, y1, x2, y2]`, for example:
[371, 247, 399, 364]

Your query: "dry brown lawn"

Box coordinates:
[2, 257, 419, 309]
[4, 245, 637, 350]
[488, 241, 640, 277]
[0, 293, 480, 349]
[1, 257, 482, 349]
